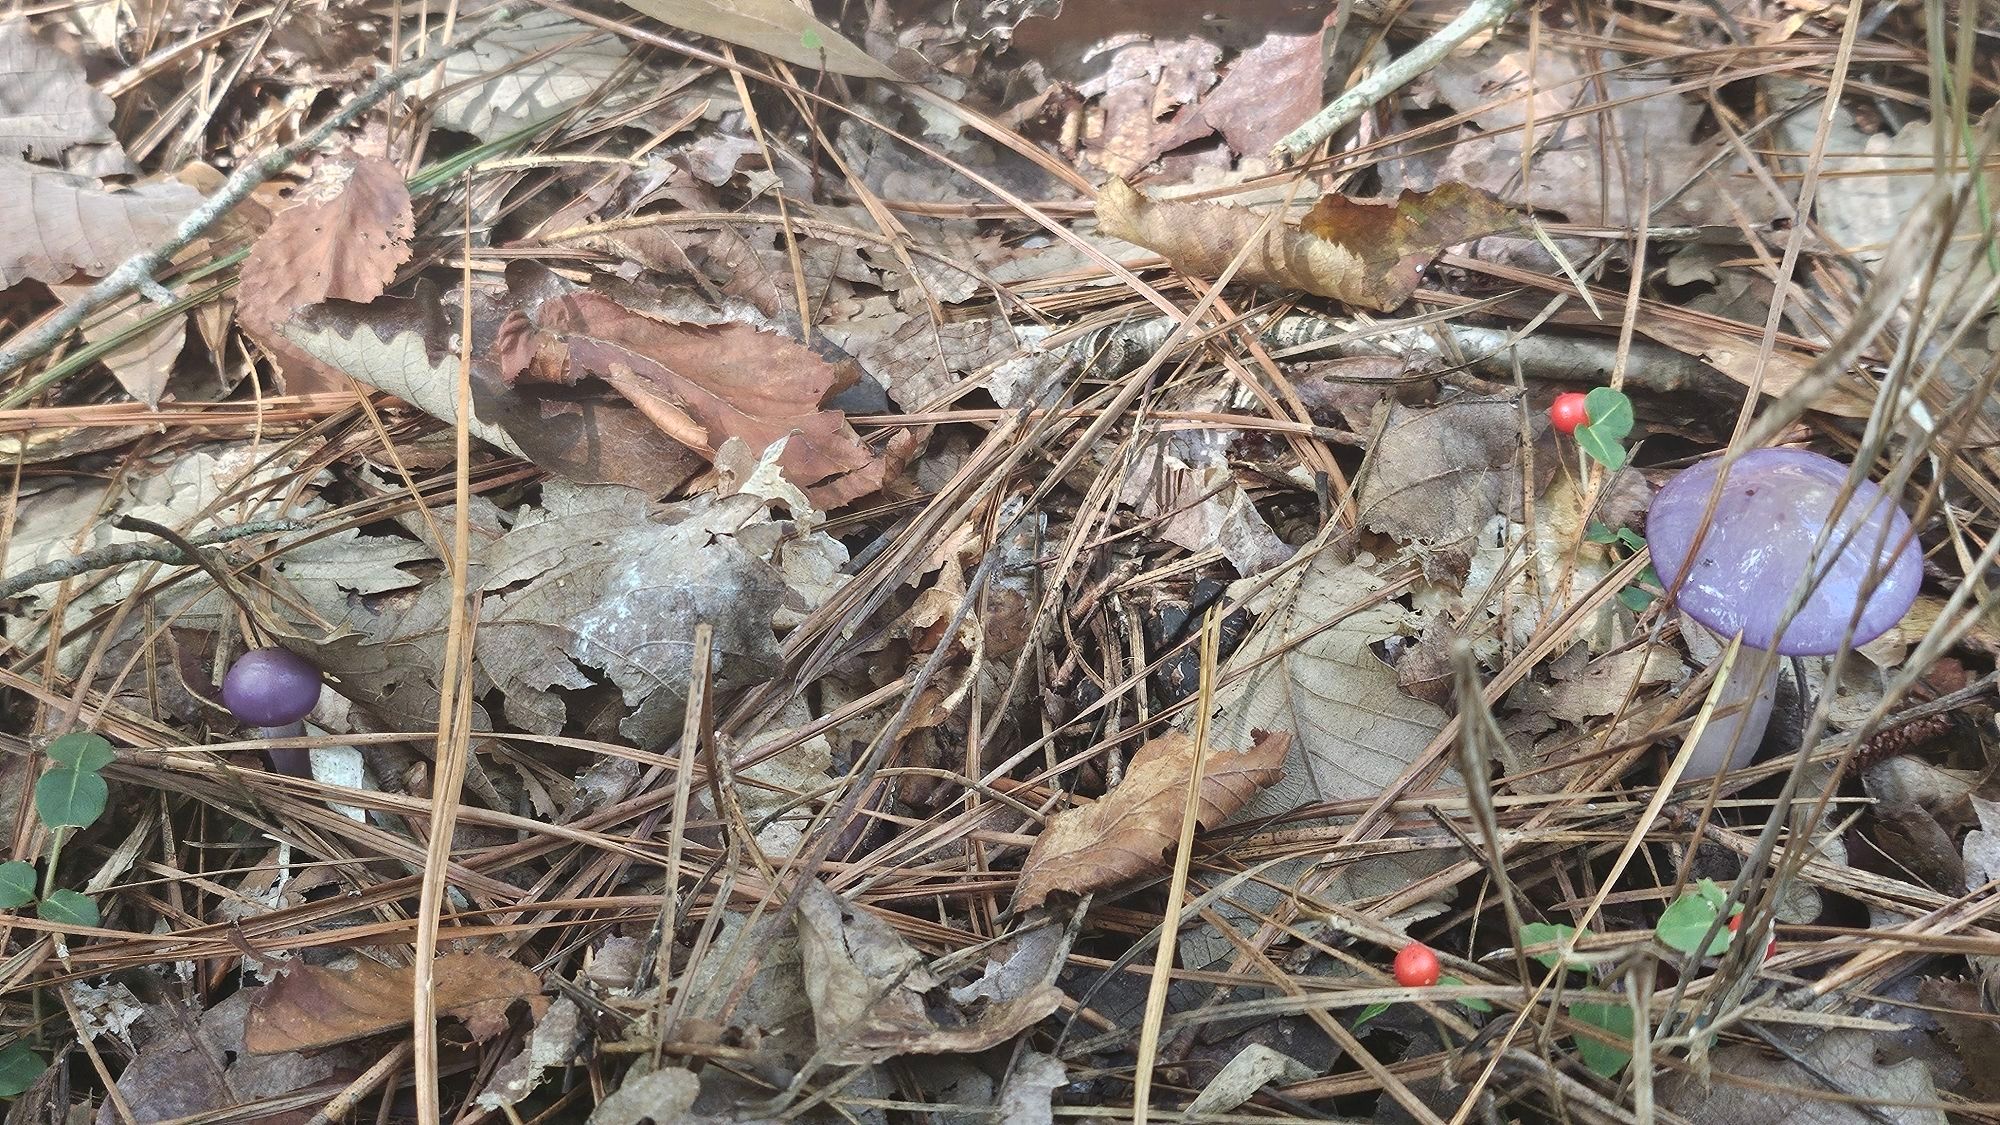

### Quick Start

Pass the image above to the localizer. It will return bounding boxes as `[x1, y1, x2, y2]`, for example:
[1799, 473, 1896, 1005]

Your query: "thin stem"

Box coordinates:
[1271, 0, 1521, 164]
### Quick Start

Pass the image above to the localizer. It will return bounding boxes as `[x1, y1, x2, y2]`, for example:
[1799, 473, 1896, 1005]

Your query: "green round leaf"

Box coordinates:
[0, 1042, 44, 1098]
[34, 766, 107, 830]
[1574, 423, 1627, 471]
[1518, 922, 1588, 973]
[44, 732, 113, 772]
[1583, 387, 1634, 439]
[800, 27, 823, 49]
[1440, 976, 1494, 1012]
[36, 889, 98, 929]
[1570, 1001, 1634, 1078]
[1655, 886, 1731, 956]
[0, 862, 34, 909]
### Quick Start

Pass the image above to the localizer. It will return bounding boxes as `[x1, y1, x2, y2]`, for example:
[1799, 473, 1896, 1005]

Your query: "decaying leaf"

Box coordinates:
[1422, 42, 1771, 228]
[237, 156, 413, 333]
[1210, 555, 1449, 817]
[474, 997, 584, 1110]
[515, 290, 887, 506]
[1078, 37, 1220, 177]
[1159, 29, 1325, 159]
[285, 283, 705, 495]
[49, 280, 185, 407]
[0, 162, 199, 287]
[1358, 394, 1532, 565]
[615, 0, 899, 78]
[1015, 728, 1290, 910]
[244, 952, 546, 1054]
[797, 880, 1066, 1064]
[0, 19, 115, 161]
[1661, 1029, 1946, 1124]
[423, 11, 638, 142]
[1097, 178, 1513, 312]
[93, 991, 350, 1125]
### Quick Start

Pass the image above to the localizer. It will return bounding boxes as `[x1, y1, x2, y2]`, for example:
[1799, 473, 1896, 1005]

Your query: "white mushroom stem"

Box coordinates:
[1680, 632, 1780, 781]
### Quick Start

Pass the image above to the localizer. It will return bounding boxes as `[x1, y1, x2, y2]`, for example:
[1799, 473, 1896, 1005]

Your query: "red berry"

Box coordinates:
[1549, 392, 1590, 435]
[1729, 911, 1776, 957]
[1394, 942, 1441, 987]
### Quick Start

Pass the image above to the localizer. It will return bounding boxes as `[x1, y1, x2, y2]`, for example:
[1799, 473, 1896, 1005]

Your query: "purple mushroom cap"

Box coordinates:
[1647, 448, 1922, 656]
[221, 648, 323, 727]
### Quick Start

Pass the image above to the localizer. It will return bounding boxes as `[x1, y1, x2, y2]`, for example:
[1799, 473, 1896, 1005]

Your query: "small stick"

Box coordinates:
[1271, 0, 1521, 165]
[0, 518, 309, 601]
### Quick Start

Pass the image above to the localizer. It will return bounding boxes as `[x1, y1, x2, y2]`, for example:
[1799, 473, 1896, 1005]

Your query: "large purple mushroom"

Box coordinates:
[1646, 448, 1922, 779]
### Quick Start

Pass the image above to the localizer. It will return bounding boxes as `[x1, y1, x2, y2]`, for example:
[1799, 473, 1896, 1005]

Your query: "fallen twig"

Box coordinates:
[0, 519, 309, 601]
[1272, 0, 1522, 164]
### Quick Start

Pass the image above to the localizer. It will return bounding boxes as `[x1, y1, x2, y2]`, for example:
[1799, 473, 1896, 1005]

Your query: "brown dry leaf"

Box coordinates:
[796, 881, 1066, 1065]
[0, 162, 200, 287]
[237, 156, 413, 332]
[283, 277, 705, 494]
[1357, 394, 1531, 565]
[1096, 178, 1513, 312]
[244, 952, 545, 1054]
[49, 280, 185, 407]
[615, 0, 898, 78]
[1423, 42, 1772, 228]
[1079, 37, 1221, 178]
[527, 291, 886, 507]
[0, 20, 115, 161]
[1015, 728, 1291, 910]
[1163, 29, 1326, 159]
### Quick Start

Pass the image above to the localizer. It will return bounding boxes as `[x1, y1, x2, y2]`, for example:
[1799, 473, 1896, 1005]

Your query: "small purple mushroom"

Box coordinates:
[222, 648, 323, 776]
[1646, 448, 1922, 779]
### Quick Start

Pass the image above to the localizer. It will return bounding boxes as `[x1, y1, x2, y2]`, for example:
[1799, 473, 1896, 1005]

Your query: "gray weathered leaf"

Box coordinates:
[617, 0, 899, 79]
[423, 12, 638, 142]
[0, 161, 200, 287]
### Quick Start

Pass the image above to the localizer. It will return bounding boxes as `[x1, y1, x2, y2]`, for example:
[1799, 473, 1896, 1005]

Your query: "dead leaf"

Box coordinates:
[283, 282, 705, 495]
[474, 997, 583, 1110]
[1210, 556, 1451, 817]
[1546, 644, 1683, 723]
[1015, 728, 1290, 910]
[95, 991, 349, 1125]
[0, 161, 200, 287]
[526, 290, 887, 506]
[997, 1051, 1067, 1125]
[796, 881, 1066, 1064]
[1358, 395, 1530, 561]
[244, 952, 546, 1054]
[1163, 29, 1325, 159]
[0, 20, 115, 161]
[237, 156, 413, 333]
[1096, 178, 1513, 312]
[1661, 1029, 1946, 1124]
[1917, 977, 2000, 1103]
[1423, 42, 1771, 228]
[1079, 37, 1220, 177]
[616, 0, 900, 79]
[1186, 1044, 1316, 1117]
[49, 280, 186, 407]
[423, 11, 637, 142]
[1633, 317, 1871, 419]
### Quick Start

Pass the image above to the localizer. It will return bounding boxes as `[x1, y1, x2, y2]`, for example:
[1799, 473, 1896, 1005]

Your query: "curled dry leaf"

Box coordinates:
[244, 952, 546, 1054]
[1096, 178, 1513, 312]
[1015, 728, 1291, 910]
[515, 290, 886, 507]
